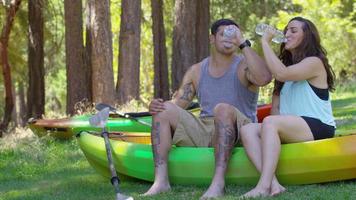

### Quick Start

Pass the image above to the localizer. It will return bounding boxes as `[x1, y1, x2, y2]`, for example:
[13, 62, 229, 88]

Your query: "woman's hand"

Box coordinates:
[261, 26, 276, 43]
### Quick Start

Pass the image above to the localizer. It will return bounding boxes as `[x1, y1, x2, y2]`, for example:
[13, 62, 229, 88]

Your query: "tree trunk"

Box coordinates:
[64, 0, 90, 115]
[151, 0, 169, 100]
[11, 84, 17, 127]
[0, 0, 22, 135]
[195, 0, 210, 62]
[27, 0, 44, 120]
[18, 81, 27, 127]
[117, 0, 141, 104]
[171, 0, 210, 92]
[88, 0, 115, 105]
[171, 0, 197, 91]
[84, 0, 93, 103]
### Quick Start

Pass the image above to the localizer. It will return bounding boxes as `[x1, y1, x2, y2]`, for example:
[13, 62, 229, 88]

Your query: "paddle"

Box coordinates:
[95, 103, 152, 127]
[89, 107, 133, 200]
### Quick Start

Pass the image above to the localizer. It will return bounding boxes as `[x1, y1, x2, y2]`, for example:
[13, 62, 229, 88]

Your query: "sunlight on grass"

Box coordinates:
[331, 81, 356, 134]
[0, 128, 37, 150]
[114, 99, 149, 113]
[331, 90, 356, 101]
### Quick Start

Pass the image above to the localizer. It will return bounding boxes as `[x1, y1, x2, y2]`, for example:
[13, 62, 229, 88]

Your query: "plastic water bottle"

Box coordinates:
[255, 23, 287, 43]
[223, 26, 237, 40]
[222, 26, 237, 48]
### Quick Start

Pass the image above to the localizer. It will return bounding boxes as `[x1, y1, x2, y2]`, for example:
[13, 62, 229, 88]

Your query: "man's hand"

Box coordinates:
[233, 25, 245, 46]
[149, 98, 166, 115]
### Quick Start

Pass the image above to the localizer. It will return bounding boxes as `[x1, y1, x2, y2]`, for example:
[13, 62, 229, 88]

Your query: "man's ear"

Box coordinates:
[209, 34, 215, 44]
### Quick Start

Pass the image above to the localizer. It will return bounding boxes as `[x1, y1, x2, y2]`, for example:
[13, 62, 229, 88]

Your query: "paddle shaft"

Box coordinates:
[89, 108, 133, 200]
[102, 131, 134, 200]
[102, 129, 121, 194]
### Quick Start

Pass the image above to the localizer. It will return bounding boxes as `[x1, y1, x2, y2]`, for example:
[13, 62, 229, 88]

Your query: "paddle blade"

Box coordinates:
[95, 103, 116, 112]
[89, 107, 110, 128]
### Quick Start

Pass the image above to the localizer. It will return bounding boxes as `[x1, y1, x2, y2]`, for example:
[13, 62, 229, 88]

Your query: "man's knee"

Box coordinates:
[213, 103, 235, 120]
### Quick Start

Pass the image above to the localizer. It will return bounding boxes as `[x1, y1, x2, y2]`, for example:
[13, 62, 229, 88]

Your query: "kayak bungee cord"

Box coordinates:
[95, 103, 152, 127]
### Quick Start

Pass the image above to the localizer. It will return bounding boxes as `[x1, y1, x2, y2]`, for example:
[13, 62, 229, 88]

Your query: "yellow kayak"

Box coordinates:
[77, 131, 356, 185]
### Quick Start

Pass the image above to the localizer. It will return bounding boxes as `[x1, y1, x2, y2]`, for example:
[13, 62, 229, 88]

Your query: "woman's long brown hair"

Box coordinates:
[274, 17, 336, 95]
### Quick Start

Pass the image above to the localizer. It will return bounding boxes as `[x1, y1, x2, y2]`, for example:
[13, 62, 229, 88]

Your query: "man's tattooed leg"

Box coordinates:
[152, 122, 164, 167]
[144, 120, 172, 196]
[214, 119, 236, 168]
[200, 118, 237, 199]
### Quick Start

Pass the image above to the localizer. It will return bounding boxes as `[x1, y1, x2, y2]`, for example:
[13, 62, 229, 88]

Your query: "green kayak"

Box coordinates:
[77, 131, 356, 185]
[28, 113, 153, 139]
[28, 104, 272, 139]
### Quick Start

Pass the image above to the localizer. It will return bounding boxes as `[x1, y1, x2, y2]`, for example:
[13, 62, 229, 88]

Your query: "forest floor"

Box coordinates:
[1, 81, 355, 200]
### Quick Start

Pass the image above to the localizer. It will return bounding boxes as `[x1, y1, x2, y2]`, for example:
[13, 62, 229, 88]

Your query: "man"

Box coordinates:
[143, 19, 271, 199]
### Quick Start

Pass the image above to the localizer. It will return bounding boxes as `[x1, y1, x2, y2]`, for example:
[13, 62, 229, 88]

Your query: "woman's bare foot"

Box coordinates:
[142, 182, 171, 196]
[241, 187, 270, 199]
[270, 181, 286, 196]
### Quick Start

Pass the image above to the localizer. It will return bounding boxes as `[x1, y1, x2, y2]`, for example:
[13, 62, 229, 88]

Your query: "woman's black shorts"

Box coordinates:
[301, 116, 335, 140]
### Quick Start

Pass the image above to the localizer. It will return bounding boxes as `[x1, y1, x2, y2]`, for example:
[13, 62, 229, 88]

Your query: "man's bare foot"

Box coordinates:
[241, 187, 270, 199]
[270, 181, 286, 196]
[200, 183, 225, 200]
[142, 182, 171, 196]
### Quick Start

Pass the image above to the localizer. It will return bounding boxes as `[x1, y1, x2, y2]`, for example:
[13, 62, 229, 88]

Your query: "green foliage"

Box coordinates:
[332, 79, 356, 133]
[0, 0, 67, 117]
[163, 0, 174, 91]
[6, 2, 28, 81]
[1, 0, 355, 117]
[0, 2, 28, 118]
[45, 69, 66, 115]
[140, 0, 155, 103]
[111, 0, 121, 81]
[277, 0, 356, 78]
[112, 0, 156, 104]
[210, 0, 300, 38]
[42, 0, 66, 115]
[209, 0, 356, 104]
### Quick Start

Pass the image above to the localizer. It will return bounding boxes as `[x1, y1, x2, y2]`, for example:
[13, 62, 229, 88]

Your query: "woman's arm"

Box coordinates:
[261, 31, 324, 82]
[271, 94, 280, 115]
[232, 26, 272, 86]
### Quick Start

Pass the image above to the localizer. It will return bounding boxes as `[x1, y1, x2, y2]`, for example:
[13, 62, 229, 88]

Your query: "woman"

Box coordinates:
[240, 17, 336, 198]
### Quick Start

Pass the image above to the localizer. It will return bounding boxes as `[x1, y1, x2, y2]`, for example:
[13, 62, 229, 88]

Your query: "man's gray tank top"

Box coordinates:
[197, 56, 258, 122]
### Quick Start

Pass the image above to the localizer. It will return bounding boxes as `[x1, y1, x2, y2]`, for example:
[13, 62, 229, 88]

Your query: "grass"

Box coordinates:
[331, 82, 356, 133]
[1, 82, 355, 200]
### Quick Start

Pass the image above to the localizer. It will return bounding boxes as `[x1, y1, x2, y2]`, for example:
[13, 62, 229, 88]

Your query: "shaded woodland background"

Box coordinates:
[0, 0, 355, 135]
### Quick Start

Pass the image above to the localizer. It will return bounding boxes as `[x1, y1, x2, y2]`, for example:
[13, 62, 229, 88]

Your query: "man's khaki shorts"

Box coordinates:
[172, 106, 251, 147]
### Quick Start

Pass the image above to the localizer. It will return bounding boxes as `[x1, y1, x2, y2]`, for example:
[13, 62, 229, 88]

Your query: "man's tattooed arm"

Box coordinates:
[180, 82, 194, 102]
[171, 65, 198, 108]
